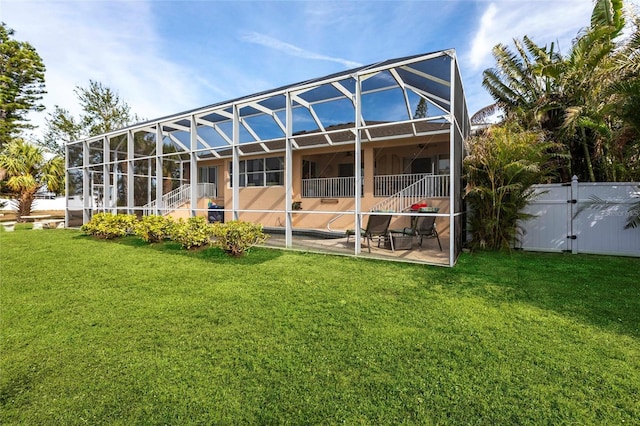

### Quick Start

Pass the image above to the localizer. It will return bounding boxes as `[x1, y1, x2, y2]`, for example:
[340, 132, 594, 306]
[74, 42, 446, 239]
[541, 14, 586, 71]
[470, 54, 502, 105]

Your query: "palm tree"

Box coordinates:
[558, 0, 626, 182]
[481, 36, 563, 130]
[464, 124, 565, 250]
[479, 0, 639, 182]
[0, 139, 64, 219]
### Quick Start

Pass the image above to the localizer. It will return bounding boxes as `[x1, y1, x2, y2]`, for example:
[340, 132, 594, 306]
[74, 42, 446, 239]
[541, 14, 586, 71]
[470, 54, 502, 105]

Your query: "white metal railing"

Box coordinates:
[302, 177, 360, 198]
[370, 174, 450, 212]
[374, 173, 431, 197]
[142, 183, 217, 215]
[301, 174, 449, 202]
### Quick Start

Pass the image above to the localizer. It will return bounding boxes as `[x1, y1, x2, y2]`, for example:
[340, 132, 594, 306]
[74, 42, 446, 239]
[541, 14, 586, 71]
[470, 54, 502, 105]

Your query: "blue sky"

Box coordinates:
[3, 0, 637, 136]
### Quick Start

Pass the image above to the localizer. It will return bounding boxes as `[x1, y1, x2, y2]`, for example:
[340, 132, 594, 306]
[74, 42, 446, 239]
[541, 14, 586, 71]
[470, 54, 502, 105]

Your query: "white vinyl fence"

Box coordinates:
[0, 197, 66, 211]
[518, 177, 640, 257]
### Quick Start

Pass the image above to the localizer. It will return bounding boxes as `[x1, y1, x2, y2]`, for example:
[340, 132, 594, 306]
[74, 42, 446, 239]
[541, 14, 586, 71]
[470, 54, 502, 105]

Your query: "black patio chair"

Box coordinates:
[414, 215, 442, 250]
[346, 214, 393, 252]
[392, 214, 442, 251]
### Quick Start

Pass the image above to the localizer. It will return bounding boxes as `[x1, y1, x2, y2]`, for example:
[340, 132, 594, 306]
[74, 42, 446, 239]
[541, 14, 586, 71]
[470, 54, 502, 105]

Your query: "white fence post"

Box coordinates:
[571, 175, 579, 254]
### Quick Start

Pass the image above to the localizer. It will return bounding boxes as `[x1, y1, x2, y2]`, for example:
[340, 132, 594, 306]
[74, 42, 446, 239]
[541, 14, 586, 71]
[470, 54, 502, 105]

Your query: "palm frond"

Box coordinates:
[624, 200, 640, 229]
[471, 104, 502, 124]
[590, 0, 624, 35]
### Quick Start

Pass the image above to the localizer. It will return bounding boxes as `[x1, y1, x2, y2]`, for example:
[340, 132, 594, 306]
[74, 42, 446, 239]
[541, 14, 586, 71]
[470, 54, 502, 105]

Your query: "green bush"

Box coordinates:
[81, 212, 137, 239]
[211, 220, 268, 257]
[134, 215, 174, 243]
[464, 124, 565, 250]
[169, 216, 213, 250]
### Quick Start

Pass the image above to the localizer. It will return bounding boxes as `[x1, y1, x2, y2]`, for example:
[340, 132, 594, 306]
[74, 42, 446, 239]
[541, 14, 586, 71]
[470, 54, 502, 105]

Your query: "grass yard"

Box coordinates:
[1, 227, 639, 424]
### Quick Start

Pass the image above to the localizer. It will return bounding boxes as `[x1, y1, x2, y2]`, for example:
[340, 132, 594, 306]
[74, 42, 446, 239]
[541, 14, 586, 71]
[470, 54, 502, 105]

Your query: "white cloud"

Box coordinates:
[2, 0, 206, 136]
[467, 1, 593, 72]
[469, 3, 499, 70]
[240, 31, 363, 69]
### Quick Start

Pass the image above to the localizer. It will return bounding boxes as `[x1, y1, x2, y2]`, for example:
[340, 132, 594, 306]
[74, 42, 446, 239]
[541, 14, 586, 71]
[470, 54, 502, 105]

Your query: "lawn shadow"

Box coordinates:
[108, 235, 284, 265]
[446, 251, 640, 339]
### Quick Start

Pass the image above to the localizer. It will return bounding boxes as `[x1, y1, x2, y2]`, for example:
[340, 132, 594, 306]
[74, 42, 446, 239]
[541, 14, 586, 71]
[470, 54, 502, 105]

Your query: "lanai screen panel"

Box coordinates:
[67, 50, 470, 265]
[452, 58, 469, 264]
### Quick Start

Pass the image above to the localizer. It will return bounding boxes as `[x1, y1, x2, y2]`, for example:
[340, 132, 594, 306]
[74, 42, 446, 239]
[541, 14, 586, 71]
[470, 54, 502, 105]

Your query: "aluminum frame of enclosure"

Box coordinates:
[66, 49, 470, 266]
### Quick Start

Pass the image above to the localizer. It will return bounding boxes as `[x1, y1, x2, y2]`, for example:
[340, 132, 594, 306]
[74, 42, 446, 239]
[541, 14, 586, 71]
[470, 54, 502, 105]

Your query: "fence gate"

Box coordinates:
[519, 177, 640, 257]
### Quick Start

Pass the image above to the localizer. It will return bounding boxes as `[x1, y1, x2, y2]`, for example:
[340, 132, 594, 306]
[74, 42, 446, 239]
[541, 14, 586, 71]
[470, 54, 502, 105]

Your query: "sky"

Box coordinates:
[2, 0, 638, 138]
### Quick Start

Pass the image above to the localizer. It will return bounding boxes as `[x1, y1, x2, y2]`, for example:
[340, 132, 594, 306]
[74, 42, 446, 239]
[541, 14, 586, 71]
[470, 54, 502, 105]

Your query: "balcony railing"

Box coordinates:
[302, 176, 360, 198]
[375, 173, 428, 197]
[301, 174, 449, 199]
[375, 173, 449, 198]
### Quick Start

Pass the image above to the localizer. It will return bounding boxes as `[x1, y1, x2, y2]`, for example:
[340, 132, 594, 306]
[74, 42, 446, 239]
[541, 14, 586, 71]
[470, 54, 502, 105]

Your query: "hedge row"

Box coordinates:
[81, 213, 267, 256]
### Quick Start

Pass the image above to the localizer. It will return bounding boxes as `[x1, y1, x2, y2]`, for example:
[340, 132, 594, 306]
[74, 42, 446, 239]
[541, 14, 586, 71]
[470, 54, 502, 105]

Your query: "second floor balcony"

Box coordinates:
[301, 173, 450, 199]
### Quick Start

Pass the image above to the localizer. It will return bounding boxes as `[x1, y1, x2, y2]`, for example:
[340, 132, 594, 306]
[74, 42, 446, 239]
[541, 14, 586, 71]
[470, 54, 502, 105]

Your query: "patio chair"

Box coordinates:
[346, 214, 393, 253]
[414, 215, 442, 250]
[392, 214, 442, 251]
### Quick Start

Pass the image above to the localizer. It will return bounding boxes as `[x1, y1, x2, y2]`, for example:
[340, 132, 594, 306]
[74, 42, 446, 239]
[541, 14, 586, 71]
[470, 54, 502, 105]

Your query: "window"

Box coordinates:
[437, 155, 450, 174]
[230, 156, 284, 187]
[404, 157, 433, 174]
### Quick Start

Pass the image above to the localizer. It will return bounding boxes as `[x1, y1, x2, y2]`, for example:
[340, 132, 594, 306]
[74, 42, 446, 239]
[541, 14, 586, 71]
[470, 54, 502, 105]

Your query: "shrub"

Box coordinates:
[464, 124, 565, 251]
[169, 216, 213, 250]
[134, 215, 174, 243]
[464, 124, 561, 250]
[81, 212, 137, 239]
[211, 220, 268, 257]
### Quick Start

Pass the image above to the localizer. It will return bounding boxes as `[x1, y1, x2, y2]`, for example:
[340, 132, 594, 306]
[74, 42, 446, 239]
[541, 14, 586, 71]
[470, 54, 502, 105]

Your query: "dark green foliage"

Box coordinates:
[40, 106, 81, 157]
[40, 80, 139, 154]
[464, 125, 564, 250]
[211, 220, 268, 256]
[413, 97, 427, 119]
[0, 23, 46, 148]
[75, 80, 137, 136]
[133, 215, 174, 243]
[479, 0, 640, 182]
[168, 216, 213, 250]
[80, 212, 137, 239]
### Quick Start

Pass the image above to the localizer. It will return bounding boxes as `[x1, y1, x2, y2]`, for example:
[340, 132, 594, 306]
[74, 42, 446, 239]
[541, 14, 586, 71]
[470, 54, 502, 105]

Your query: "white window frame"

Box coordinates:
[229, 156, 284, 187]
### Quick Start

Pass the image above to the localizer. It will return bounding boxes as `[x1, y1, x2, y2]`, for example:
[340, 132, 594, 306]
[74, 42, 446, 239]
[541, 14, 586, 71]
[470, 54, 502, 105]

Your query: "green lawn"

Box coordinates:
[1, 228, 639, 424]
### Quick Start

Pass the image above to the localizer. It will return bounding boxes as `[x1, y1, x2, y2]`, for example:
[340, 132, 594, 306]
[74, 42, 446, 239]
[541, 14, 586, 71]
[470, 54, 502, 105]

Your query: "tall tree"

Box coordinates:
[413, 98, 427, 119]
[0, 23, 46, 149]
[558, 0, 626, 182]
[478, 0, 639, 182]
[0, 139, 64, 219]
[481, 36, 563, 130]
[41, 106, 81, 157]
[77, 80, 136, 136]
[42, 80, 138, 154]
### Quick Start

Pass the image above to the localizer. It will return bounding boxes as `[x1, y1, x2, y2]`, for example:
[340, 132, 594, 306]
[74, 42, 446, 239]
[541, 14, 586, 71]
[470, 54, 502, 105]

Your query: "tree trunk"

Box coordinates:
[17, 189, 37, 221]
[581, 128, 596, 182]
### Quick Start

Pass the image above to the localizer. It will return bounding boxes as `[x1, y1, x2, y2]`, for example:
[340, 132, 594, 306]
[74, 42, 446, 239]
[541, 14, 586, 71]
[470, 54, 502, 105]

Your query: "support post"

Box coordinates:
[354, 75, 362, 255]
[127, 130, 134, 214]
[65, 142, 69, 227]
[285, 92, 293, 247]
[102, 136, 109, 213]
[82, 140, 91, 223]
[448, 53, 456, 267]
[190, 115, 198, 217]
[232, 105, 240, 220]
[155, 124, 164, 215]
